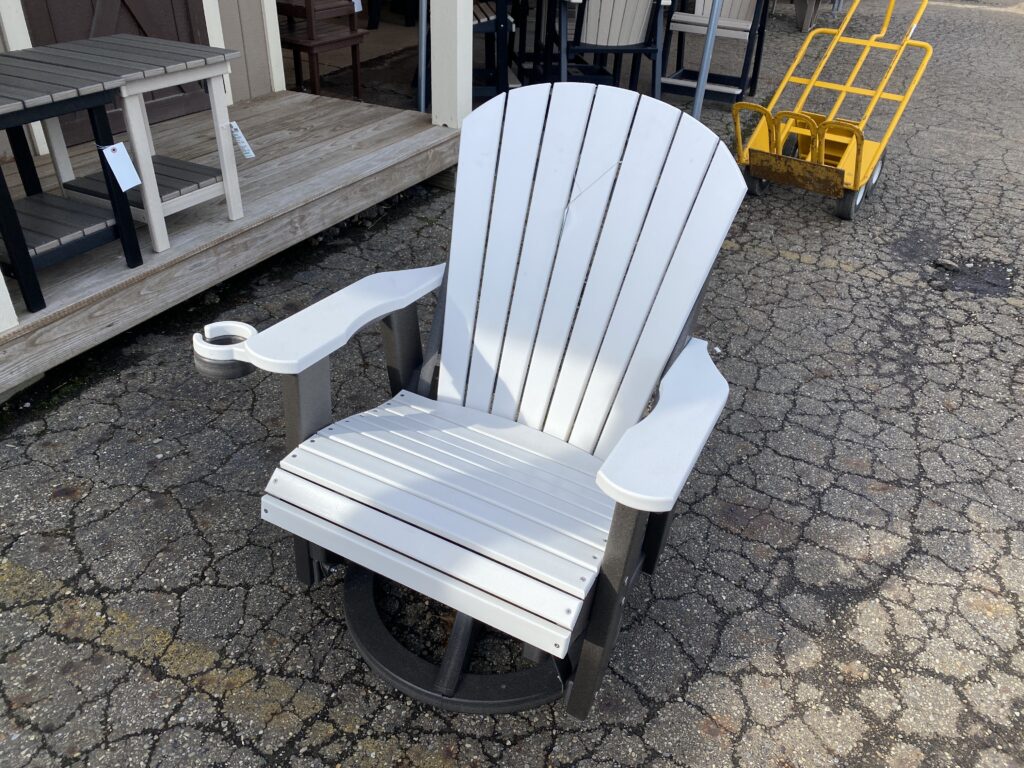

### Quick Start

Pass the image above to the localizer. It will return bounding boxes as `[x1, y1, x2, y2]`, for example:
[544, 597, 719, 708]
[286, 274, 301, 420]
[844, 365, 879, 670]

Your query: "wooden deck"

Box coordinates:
[0, 91, 459, 394]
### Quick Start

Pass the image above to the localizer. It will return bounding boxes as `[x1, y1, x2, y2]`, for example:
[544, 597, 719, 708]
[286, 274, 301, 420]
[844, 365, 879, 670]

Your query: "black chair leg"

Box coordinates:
[559, 2, 569, 82]
[628, 52, 641, 90]
[485, 32, 497, 82]
[367, 0, 382, 29]
[292, 49, 303, 91]
[564, 505, 649, 719]
[352, 44, 362, 99]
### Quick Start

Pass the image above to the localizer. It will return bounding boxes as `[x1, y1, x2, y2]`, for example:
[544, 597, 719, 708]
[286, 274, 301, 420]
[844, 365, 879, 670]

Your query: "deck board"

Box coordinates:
[0, 92, 458, 392]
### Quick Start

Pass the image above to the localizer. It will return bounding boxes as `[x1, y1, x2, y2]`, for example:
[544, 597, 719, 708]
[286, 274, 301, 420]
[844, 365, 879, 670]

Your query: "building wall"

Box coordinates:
[216, 0, 285, 102]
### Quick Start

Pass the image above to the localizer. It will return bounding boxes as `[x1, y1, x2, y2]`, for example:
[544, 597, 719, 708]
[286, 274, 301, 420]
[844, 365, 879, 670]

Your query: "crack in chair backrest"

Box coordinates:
[438, 83, 744, 458]
[574, 0, 656, 47]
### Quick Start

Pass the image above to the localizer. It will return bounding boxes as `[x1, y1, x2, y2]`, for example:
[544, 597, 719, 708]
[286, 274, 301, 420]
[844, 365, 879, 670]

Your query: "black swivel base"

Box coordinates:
[343, 565, 567, 714]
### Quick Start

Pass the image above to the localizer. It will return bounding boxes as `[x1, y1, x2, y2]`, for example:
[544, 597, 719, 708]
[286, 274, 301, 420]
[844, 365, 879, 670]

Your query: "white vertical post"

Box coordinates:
[429, 0, 472, 128]
[259, 0, 287, 93]
[208, 74, 244, 221]
[0, 0, 48, 155]
[202, 0, 236, 102]
[0, 279, 16, 333]
[40, 119, 74, 183]
[122, 93, 171, 253]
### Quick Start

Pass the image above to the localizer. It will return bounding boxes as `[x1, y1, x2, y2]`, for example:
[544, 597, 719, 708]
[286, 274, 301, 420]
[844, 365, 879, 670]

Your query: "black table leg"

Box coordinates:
[0, 169, 44, 312]
[6, 126, 42, 197]
[87, 104, 142, 269]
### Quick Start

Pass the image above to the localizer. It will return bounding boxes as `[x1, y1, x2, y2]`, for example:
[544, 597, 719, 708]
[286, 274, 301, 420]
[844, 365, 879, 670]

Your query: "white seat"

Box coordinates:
[263, 390, 614, 656]
[198, 83, 745, 716]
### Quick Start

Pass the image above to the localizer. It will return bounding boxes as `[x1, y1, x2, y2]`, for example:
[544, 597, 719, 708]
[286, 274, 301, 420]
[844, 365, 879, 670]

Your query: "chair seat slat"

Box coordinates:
[332, 411, 611, 541]
[358, 408, 612, 517]
[261, 496, 575, 655]
[378, 404, 611, 506]
[311, 431, 605, 565]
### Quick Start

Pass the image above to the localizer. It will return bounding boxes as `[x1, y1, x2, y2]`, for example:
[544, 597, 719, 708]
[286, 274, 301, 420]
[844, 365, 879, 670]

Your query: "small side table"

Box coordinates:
[0, 81, 141, 313]
[45, 36, 244, 254]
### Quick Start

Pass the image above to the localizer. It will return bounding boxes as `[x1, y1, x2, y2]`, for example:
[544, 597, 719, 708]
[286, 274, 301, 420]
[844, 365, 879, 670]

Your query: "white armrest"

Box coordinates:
[596, 339, 728, 512]
[193, 264, 445, 375]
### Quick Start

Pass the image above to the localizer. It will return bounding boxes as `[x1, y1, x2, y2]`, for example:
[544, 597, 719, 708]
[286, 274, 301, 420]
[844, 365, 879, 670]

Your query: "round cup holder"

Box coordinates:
[193, 321, 258, 380]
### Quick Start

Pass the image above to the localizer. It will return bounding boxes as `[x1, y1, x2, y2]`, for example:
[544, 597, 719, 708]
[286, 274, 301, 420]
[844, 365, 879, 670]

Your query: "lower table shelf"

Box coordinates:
[63, 155, 222, 208]
[0, 193, 117, 271]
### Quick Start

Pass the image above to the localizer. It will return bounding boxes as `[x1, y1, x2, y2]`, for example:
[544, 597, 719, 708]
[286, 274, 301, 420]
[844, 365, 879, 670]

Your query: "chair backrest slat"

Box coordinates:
[591, 144, 742, 456]
[540, 95, 680, 444]
[439, 83, 744, 456]
[463, 85, 550, 412]
[436, 92, 506, 405]
[491, 84, 597, 421]
[514, 86, 639, 430]
[579, 0, 651, 46]
[566, 119, 720, 454]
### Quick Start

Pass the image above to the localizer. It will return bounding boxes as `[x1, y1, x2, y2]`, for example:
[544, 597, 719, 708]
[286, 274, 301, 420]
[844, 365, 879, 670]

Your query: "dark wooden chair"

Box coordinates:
[278, 0, 366, 97]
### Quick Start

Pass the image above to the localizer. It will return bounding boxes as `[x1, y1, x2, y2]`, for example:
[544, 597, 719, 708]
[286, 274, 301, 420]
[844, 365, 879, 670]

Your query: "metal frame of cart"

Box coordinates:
[731, 0, 932, 219]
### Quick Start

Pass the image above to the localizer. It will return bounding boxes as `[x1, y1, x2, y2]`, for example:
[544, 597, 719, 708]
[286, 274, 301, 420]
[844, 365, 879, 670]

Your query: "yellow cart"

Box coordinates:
[732, 0, 932, 219]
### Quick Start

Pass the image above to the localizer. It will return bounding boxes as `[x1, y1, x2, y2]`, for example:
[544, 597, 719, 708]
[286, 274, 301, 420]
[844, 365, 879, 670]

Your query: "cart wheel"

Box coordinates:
[865, 151, 886, 197]
[836, 184, 866, 220]
[743, 168, 769, 196]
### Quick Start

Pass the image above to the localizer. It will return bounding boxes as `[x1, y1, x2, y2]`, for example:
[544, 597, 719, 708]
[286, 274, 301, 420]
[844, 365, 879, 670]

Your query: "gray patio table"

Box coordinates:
[34, 35, 245, 254]
[0, 35, 244, 315]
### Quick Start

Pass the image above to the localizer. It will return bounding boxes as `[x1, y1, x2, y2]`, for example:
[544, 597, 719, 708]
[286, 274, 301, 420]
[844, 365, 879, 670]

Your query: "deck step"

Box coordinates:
[63, 155, 222, 208]
[0, 193, 115, 260]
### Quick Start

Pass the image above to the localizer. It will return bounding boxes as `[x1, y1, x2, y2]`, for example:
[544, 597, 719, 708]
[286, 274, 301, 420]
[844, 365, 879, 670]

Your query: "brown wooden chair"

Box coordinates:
[278, 0, 366, 97]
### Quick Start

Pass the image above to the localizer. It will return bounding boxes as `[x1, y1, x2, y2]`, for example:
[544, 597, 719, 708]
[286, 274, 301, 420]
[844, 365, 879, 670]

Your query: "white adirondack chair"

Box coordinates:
[555, 0, 671, 97]
[663, 0, 769, 101]
[193, 83, 745, 718]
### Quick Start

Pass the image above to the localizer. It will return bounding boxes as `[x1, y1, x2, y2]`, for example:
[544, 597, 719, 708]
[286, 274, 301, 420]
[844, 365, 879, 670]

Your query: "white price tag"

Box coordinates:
[230, 121, 255, 159]
[100, 143, 141, 191]
[353, 0, 363, 11]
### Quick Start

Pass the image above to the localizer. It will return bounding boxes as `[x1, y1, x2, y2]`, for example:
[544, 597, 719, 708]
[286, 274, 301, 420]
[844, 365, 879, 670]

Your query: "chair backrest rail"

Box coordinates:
[580, 0, 655, 46]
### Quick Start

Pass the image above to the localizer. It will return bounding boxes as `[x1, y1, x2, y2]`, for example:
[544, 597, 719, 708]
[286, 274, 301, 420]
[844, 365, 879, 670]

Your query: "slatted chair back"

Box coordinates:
[574, 0, 656, 47]
[438, 83, 744, 458]
[693, 0, 759, 22]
